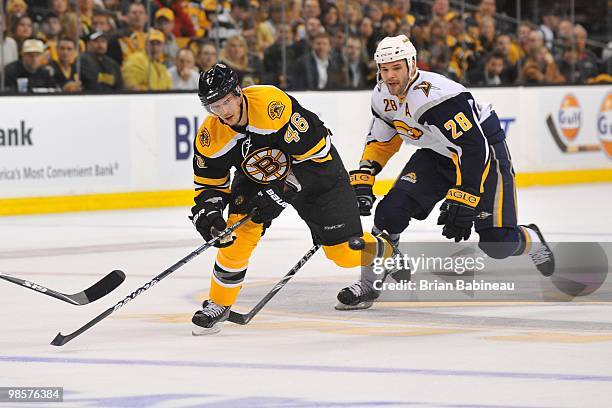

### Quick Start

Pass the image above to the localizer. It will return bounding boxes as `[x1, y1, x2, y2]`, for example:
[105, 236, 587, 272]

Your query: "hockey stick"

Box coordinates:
[546, 115, 601, 153]
[50, 211, 255, 346]
[228, 244, 321, 325]
[0, 270, 125, 306]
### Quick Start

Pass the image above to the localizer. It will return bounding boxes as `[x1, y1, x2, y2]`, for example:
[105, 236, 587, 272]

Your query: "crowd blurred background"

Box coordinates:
[0, 0, 610, 93]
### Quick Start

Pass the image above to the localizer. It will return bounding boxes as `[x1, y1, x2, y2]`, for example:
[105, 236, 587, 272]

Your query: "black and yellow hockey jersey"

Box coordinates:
[193, 85, 334, 203]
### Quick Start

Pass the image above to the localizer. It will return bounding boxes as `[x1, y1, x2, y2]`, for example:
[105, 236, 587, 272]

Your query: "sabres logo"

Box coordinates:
[400, 172, 417, 183]
[268, 101, 286, 120]
[393, 120, 423, 140]
[198, 128, 211, 147]
[413, 81, 438, 97]
[241, 147, 290, 184]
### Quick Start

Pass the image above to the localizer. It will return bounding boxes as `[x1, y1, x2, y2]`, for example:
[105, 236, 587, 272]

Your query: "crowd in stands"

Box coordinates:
[0, 0, 610, 93]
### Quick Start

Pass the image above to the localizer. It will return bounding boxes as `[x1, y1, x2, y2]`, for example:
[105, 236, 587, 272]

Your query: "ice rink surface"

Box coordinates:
[1, 183, 612, 408]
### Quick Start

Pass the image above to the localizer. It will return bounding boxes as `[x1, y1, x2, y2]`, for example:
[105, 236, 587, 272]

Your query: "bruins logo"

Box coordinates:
[268, 101, 286, 120]
[195, 154, 207, 169]
[241, 147, 290, 184]
[198, 128, 211, 147]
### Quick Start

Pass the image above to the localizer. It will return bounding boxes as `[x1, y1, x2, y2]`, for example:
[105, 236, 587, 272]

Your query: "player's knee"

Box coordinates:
[478, 228, 520, 259]
[374, 190, 420, 234]
[323, 242, 362, 268]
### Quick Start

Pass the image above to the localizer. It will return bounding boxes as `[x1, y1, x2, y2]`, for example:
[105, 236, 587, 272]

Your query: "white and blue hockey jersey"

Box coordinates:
[361, 70, 505, 192]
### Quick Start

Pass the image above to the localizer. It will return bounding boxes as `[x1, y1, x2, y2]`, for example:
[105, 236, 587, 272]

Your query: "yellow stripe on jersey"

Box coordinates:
[243, 85, 292, 134]
[194, 174, 230, 187]
[194, 187, 231, 199]
[195, 116, 244, 158]
[361, 135, 402, 168]
[450, 152, 462, 185]
[292, 136, 328, 162]
[480, 158, 491, 194]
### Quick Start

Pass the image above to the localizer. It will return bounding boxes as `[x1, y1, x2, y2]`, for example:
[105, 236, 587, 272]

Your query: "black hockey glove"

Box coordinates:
[437, 186, 480, 242]
[349, 169, 376, 216]
[190, 195, 234, 248]
[251, 182, 290, 224]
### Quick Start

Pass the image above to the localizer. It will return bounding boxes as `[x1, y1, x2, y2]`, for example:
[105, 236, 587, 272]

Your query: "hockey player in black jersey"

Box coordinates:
[189, 64, 400, 333]
[336, 35, 555, 310]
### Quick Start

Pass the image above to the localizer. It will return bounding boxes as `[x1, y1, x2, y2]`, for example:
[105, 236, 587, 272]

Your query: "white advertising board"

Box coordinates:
[0, 95, 131, 198]
[0, 85, 610, 202]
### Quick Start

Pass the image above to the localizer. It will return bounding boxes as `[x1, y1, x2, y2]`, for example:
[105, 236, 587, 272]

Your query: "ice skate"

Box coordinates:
[526, 224, 555, 277]
[191, 299, 230, 336]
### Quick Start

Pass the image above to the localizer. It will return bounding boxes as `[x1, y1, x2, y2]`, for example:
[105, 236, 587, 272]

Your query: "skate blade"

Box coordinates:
[334, 301, 373, 311]
[191, 323, 223, 336]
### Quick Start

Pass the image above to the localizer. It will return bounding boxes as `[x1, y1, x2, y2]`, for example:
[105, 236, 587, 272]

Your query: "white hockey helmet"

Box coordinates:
[374, 35, 418, 81]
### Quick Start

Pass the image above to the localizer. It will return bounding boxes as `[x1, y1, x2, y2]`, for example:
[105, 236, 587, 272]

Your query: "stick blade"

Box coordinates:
[80, 270, 126, 304]
[50, 332, 68, 346]
[228, 311, 249, 325]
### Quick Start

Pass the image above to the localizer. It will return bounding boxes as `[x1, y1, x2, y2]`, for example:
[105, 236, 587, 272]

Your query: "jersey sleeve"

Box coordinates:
[192, 122, 232, 204]
[278, 95, 333, 164]
[359, 91, 401, 173]
[417, 92, 490, 193]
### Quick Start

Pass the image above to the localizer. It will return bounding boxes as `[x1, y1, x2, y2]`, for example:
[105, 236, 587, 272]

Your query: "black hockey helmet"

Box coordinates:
[198, 63, 241, 110]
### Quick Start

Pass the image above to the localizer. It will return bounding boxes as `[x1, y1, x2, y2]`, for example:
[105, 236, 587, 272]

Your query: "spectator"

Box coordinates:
[262, 22, 297, 87]
[79, 30, 123, 91]
[344, 35, 369, 88]
[557, 45, 589, 84]
[380, 14, 400, 38]
[346, 1, 363, 34]
[290, 32, 346, 90]
[540, 9, 560, 49]
[219, 34, 263, 86]
[430, 43, 460, 81]
[494, 33, 518, 83]
[154, 8, 179, 67]
[358, 16, 380, 59]
[430, 0, 456, 22]
[122, 29, 171, 91]
[514, 22, 534, 61]
[153, 0, 195, 38]
[302, 0, 321, 21]
[467, 0, 496, 26]
[557, 19, 574, 43]
[573, 25, 600, 78]
[366, 1, 385, 30]
[5, 0, 28, 30]
[467, 51, 505, 86]
[92, 10, 114, 34]
[4, 39, 59, 92]
[168, 48, 199, 90]
[77, 0, 95, 36]
[328, 26, 346, 61]
[47, 36, 81, 91]
[50, 0, 71, 20]
[38, 12, 62, 63]
[253, 2, 279, 52]
[1, 14, 19, 68]
[10, 15, 34, 53]
[196, 40, 218, 72]
[390, 0, 417, 27]
[322, 4, 341, 32]
[294, 16, 324, 60]
[107, 2, 148, 66]
[208, 0, 251, 47]
[478, 16, 496, 53]
[101, 0, 125, 31]
[520, 45, 564, 84]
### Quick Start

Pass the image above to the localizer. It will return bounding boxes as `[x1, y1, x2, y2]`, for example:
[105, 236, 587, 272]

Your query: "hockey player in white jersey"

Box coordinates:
[336, 35, 555, 310]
